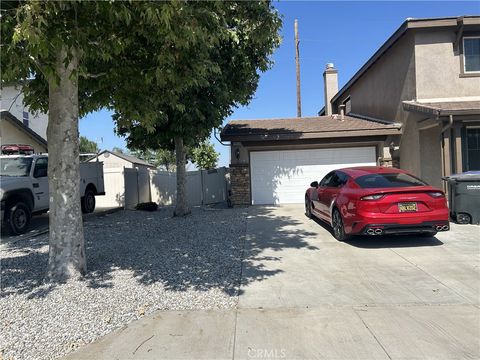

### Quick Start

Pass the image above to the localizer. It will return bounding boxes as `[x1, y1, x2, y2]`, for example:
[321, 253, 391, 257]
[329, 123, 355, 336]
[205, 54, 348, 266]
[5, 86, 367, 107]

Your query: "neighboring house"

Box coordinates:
[1, 85, 48, 140]
[221, 15, 480, 206]
[0, 110, 48, 154]
[88, 150, 156, 171]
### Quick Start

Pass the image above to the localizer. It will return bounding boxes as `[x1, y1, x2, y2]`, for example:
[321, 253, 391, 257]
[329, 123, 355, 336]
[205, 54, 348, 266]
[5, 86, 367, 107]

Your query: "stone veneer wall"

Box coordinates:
[229, 164, 250, 206]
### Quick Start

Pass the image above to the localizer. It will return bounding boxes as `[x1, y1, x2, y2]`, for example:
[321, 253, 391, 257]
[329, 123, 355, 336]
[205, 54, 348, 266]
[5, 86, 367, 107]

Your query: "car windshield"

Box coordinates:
[355, 172, 427, 188]
[0, 157, 33, 177]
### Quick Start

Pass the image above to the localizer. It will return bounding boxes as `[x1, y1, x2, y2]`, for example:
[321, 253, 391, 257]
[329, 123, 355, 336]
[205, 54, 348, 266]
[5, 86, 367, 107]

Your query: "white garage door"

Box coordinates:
[250, 147, 376, 204]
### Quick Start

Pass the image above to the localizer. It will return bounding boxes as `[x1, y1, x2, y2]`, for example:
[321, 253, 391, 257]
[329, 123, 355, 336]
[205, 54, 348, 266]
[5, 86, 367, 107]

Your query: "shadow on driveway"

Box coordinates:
[310, 215, 444, 249]
[1, 206, 319, 300]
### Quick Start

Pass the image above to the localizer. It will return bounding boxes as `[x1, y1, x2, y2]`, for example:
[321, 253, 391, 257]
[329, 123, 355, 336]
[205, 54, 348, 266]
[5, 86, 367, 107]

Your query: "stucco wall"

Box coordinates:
[332, 32, 416, 123]
[414, 29, 480, 100]
[0, 118, 47, 153]
[419, 123, 442, 187]
[1, 86, 48, 140]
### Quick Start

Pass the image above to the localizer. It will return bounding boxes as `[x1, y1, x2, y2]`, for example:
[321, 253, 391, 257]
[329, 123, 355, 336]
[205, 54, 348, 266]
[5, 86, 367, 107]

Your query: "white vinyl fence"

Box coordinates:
[99, 166, 229, 209]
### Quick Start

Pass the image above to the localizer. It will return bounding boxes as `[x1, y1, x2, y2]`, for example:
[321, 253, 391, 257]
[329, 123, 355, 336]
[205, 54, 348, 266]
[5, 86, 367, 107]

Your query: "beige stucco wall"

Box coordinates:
[333, 32, 417, 122]
[0, 119, 47, 153]
[414, 29, 480, 100]
[419, 124, 442, 187]
[0, 86, 49, 140]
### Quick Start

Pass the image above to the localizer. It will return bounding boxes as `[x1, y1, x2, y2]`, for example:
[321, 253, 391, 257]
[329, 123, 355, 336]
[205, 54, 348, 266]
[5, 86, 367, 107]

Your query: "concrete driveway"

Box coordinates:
[66, 204, 480, 360]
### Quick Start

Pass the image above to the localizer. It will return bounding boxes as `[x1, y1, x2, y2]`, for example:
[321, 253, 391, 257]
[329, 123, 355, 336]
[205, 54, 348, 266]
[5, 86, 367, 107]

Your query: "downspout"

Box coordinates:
[441, 114, 453, 134]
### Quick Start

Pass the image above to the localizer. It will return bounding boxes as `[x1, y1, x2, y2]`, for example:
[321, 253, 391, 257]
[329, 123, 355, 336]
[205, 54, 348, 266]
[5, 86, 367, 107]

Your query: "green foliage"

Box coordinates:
[114, 1, 282, 150]
[130, 148, 176, 171]
[191, 141, 219, 170]
[79, 136, 98, 154]
[111, 146, 126, 155]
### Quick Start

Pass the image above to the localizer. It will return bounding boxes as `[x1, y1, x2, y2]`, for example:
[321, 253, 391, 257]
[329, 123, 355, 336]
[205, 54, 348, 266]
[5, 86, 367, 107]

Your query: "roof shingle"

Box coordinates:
[403, 100, 480, 116]
[221, 115, 401, 141]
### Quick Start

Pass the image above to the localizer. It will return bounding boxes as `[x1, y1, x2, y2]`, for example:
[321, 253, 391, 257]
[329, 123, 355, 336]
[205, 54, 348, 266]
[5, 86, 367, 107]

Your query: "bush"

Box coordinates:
[135, 202, 158, 211]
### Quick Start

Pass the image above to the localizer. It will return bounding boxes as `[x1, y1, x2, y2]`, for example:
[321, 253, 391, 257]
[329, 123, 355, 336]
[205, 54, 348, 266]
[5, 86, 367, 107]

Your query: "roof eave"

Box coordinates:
[221, 128, 402, 142]
[402, 102, 480, 116]
[0, 110, 48, 148]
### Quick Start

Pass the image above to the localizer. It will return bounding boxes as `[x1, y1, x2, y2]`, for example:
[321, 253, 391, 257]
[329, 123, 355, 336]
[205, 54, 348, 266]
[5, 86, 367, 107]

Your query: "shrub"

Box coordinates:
[135, 202, 158, 211]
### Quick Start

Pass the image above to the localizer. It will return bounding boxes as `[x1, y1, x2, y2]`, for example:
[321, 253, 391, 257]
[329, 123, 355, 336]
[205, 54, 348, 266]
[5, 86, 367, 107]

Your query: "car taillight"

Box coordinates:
[360, 194, 385, 201]
[427, 191, 445, 198]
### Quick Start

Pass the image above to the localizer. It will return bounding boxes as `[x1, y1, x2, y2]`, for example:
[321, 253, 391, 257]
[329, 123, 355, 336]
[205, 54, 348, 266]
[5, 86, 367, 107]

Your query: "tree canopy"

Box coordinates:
[79, 136, 99, 154]
[191, 141, 219, 170]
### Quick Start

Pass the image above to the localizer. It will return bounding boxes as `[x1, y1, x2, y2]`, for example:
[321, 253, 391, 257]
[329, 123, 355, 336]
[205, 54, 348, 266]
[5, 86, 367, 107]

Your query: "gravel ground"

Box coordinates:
[0, 206, 248, 360]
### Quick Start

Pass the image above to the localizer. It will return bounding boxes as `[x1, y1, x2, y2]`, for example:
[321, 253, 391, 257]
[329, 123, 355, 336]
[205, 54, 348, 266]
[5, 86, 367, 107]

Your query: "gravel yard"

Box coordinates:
[0, 206, 248, 360]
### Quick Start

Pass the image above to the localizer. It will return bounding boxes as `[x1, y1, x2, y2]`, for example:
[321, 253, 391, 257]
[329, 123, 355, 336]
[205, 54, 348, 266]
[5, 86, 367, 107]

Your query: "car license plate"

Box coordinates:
[398, 202, 417, 212]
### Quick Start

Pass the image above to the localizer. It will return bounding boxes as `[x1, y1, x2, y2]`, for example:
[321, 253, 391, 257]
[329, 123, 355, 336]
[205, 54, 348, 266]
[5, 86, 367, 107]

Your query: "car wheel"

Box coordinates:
[7, 202, 31, 235]
[305, 197, 313, 218]
[81, 190, 96, 214]
[332, 208, 350, 241]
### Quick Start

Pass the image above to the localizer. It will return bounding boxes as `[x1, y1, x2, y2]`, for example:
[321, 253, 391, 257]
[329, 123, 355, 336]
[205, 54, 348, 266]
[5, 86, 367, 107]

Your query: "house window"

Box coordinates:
[22, 111, 29, 127]
[462, 126, 480, 171]
[463, 37, 480, 73]
[342, 96, 351, 114]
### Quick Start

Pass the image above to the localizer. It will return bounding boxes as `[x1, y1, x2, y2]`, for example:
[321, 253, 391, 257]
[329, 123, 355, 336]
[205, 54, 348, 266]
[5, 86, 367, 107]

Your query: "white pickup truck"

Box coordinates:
[0, 155, 105, 235]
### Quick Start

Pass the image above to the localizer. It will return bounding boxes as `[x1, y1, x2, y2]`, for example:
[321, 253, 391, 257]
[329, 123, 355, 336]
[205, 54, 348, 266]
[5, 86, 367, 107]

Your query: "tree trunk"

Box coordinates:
[46, 47, 86, 280]
[174, 136, 190, 216]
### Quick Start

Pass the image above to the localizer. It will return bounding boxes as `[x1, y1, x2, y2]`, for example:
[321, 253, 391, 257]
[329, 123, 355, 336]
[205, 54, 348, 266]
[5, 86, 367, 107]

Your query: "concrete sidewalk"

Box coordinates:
[66, 205, 480, 360]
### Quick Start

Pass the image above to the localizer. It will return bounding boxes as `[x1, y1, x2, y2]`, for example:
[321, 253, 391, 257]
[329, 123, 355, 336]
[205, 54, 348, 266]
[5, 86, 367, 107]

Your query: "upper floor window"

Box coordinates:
[22, 111, 29, 127]
[463, 37, 480, 73]
[342, 96, 352, 114]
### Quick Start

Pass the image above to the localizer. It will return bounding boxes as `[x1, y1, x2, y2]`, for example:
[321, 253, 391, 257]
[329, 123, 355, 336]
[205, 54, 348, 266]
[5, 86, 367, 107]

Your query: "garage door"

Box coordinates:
[250, 147, 376, 204]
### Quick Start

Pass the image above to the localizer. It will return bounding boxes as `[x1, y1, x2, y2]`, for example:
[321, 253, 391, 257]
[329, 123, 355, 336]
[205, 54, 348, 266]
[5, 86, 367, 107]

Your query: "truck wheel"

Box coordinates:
[81, 190, 96, 214]
[7, 202, 31, 235]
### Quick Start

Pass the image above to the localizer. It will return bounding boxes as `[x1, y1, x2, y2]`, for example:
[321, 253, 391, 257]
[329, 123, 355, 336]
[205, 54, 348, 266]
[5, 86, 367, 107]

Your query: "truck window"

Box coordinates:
[33, 158, 48, 178]
[0, 157, 33, 177]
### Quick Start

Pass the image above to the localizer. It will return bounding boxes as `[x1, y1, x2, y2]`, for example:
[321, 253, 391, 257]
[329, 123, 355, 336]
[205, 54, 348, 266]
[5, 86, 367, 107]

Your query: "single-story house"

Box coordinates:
[221, 116, 401, 205]
[221, 15, 480, 206]
[88, 150, 156, 171]
[0, 110, 48, 154]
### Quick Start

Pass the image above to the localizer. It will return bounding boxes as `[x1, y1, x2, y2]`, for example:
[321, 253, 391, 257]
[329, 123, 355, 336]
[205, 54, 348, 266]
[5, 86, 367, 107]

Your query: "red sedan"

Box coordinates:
[305, 166, 450, 241]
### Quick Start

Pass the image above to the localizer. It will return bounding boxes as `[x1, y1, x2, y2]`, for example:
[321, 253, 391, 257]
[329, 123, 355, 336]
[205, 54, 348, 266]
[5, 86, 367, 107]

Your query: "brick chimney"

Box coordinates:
[323, 63, 338, 116]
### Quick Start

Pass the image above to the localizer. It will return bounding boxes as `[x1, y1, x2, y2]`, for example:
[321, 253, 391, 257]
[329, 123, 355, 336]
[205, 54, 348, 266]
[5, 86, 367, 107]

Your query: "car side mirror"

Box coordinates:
[310, 181, 319, 188]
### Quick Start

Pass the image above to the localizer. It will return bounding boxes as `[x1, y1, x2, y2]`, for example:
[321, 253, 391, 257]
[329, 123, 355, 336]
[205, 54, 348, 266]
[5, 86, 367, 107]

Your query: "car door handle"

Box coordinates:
[33, 183, 39, 188]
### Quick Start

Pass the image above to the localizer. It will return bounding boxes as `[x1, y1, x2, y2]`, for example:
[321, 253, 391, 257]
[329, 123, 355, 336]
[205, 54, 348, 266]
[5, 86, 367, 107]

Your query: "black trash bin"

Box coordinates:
[443, 171, 480, 225]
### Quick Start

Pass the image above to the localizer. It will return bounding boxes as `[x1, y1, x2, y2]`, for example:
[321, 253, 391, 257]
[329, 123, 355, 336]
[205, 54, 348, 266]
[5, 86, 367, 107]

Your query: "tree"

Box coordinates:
[115, 1, 282, 216]
[191, 141, 219, 170]
[79, 136, 99, 154]
[129, 148, 176, 171]
[111, 146, 126, 155]
[2, 1, 226, 279]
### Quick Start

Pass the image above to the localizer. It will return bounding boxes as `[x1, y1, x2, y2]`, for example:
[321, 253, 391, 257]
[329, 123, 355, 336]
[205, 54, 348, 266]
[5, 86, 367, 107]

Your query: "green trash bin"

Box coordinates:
[443, 171, 480, 225]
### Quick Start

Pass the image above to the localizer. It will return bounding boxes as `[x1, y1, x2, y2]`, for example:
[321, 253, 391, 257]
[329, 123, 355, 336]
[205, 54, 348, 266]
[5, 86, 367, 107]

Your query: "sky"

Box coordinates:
[79, 1, 480, 167]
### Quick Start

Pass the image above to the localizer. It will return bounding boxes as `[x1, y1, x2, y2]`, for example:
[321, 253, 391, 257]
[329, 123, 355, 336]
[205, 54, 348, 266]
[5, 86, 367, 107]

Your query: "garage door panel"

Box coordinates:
[250, 147, 376, 204]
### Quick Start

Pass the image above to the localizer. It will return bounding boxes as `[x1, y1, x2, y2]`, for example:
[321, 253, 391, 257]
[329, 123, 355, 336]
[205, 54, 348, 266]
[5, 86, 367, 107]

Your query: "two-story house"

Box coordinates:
[0, 85, 49, 153]
[326, 16, 480, 188]
[221, 16, 480, 206]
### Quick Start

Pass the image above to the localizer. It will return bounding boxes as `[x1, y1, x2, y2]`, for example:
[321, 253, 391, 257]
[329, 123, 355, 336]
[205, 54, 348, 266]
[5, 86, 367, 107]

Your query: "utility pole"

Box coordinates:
[295, 19, 302, 118]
